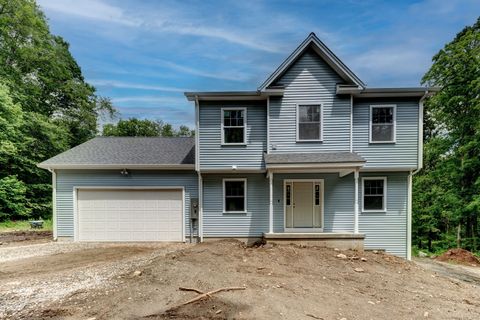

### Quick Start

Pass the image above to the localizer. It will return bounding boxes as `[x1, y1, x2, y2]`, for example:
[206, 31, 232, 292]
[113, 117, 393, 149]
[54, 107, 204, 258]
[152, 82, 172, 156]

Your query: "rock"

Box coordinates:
[132, 270, 142, 277]
[334, 248, 340, 251]
[263, 243, 273, 249]
[360, 257, 367, 262]
[354, 268, 364, 273]
[418, 251, 428, 258]
[367, 301, 375, 305]
[86, 317, 97, 320]
[351, 256, 360, 260]
[423, 311, 429, 317]
[336, 253, 347, 259]
[0, 242, 3, 245]
[372, 250, 379, 254]
[215, 310, 222, 314]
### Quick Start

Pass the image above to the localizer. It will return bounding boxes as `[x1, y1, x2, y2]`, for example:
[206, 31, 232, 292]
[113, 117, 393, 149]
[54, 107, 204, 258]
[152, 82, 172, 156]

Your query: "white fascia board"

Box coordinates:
[258, 33, 365, 91]
[37, 164, 195, 170]
[266, 162, 364, 169]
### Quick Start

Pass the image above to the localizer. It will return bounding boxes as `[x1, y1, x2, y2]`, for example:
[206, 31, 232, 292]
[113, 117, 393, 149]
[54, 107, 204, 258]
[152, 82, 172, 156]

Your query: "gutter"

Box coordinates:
[407, 89, 429, 260]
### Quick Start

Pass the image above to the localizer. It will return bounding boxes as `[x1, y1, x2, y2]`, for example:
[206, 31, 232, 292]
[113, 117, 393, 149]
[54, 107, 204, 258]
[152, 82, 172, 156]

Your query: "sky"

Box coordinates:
[37, 0, 480, 128]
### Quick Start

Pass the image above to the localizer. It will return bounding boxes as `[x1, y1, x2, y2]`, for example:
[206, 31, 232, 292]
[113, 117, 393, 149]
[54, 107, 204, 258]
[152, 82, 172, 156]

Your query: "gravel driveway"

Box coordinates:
[0, 241, 187, 319]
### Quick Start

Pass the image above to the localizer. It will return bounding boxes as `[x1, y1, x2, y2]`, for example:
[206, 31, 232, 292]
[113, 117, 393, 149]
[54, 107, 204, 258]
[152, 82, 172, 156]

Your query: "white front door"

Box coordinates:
[285, 180, 323, 231]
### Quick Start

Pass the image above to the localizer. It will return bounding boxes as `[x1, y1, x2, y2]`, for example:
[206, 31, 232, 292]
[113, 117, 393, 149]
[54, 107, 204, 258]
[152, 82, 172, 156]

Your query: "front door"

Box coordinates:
[285, 180, 323, 231]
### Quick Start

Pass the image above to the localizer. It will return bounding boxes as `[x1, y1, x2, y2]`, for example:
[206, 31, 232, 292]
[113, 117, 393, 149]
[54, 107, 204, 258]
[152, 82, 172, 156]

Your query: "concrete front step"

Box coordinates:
[263, 232, 365, 251]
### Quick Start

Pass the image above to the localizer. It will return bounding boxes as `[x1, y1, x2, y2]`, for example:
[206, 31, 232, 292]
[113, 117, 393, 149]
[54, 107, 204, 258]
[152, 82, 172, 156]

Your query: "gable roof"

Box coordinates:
[38, 137, 195, 170]
[258, 32, 365, 91]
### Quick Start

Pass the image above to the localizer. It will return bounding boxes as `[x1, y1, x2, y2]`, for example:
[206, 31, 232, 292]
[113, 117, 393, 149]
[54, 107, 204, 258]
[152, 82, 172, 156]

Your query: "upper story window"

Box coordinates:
[362, 177, 387, 212]
[222, 108, 246, 145]
[370, 105, 396, 143]
[297, 104, 322, 141]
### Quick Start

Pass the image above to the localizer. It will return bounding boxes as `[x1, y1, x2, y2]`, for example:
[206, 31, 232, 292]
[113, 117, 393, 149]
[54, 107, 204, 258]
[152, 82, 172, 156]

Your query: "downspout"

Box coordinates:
[267, 96, 270, 154]
[407, 90, 428, 260]
[195, 95, 203, 242]
[48, 168, 57, 240]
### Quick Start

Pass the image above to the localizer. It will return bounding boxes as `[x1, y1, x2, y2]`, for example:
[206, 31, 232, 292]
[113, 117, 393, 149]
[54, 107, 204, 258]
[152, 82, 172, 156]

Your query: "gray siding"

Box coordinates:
[269, 49, 351, 153]
[271, 172, 407, 257]
[202, 173, 269, 237]
[55, 170, 198, 238]
[359, 172, 408, 257]
[272, 173, 354, 233]
[353, 99, 419, 169]
[199, 101, 266, 170]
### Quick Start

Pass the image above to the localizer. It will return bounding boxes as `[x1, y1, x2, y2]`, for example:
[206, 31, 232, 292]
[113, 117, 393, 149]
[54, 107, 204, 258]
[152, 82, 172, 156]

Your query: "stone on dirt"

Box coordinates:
[336, 253, 347, 259]
[354, 268, 364, 273]
[418, 251, 428, 258]
[133, 270, 142, 276]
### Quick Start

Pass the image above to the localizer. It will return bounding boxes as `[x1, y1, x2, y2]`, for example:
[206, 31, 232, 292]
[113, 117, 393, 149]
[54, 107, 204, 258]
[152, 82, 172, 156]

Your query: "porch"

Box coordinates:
[263, 152, 366, 250]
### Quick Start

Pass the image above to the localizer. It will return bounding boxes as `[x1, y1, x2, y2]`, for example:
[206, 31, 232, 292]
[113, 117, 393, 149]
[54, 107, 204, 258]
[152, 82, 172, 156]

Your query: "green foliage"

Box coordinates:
[0, 176, 29, 220]
[0, 0, 115, 221]
[414, 17, 480, 253]
[102, 118, 194, 137]
[0, 219, 52, 231]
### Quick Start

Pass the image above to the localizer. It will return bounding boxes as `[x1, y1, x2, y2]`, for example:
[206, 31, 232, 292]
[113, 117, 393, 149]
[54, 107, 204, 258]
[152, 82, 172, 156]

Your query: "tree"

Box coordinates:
[0, 0, 116, 146]
[0, 0, 111, 220]
[102, 118, 194, 137]
[414, 17, 480, 252]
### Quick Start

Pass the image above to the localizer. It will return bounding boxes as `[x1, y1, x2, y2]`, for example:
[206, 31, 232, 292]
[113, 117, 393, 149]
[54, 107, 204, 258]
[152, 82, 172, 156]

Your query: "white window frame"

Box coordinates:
[221, 107, 247, 145]
[223, 178, 247, 213]
[369, 105, 396, 143]
[361, 177, 387, 213]
[296, 103, 323, 142]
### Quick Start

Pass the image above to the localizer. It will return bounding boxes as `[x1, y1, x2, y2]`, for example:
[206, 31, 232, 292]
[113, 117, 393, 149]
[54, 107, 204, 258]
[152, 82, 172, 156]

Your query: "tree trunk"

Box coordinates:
[457, 223, 462, 248]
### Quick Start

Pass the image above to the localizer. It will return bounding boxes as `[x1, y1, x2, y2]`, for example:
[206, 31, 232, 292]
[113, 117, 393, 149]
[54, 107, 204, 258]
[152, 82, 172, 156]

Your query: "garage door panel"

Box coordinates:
[77, 189, 183, 242]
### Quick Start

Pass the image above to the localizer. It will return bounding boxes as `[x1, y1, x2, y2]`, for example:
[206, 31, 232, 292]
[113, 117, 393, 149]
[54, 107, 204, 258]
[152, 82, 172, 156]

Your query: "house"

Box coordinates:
[38, 33, 438, 259]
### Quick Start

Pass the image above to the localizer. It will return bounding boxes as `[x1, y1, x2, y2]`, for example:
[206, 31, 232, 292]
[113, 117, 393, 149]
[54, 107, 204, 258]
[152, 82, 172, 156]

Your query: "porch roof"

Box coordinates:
[265, 152, 364, 165]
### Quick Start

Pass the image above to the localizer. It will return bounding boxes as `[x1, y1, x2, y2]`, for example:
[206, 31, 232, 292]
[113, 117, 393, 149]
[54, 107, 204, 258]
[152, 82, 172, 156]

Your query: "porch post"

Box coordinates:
[268, 171, 273, 233]
[354, 169, 359, 234]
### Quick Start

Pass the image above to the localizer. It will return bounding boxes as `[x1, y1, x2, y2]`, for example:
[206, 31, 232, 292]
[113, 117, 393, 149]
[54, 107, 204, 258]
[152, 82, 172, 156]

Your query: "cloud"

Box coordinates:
[38, 0, 140, 26]
[154, 60, 250, 82]
[111, 95, 187, 105]
[90, 80, 194, 93]
[38, 0, 284, 53]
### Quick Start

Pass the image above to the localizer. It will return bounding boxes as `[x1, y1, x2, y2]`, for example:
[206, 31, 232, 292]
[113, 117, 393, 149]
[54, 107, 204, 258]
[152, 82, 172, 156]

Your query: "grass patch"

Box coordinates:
[0, 219, 52, 232]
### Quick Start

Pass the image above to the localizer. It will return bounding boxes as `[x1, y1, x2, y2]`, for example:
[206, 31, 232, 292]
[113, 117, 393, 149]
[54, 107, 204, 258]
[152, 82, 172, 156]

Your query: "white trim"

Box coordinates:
[39, 164, 195, 170]
[417, 95, 425, 170]
[267, 96, 270, 154]
[222, 178, 248, 214]
[354, 169, 359, 233]
[268, 171, 273, 233]
[369, 105, 397, 144]
[267, 162, 363, 170]
[51, 169, 57, 240]
[198, 172, 204, 242]
[200, 168, 265, 174]
[361, 177, 387, 213]
[283, 179, 324, 231]
[407, 171, 413, 260]
[296, 103, 323, 142]
[258, 33, 365, 91]
[195, 95, 200, 172]
[360, 167, 416, 172]
[73, 186, 186, 242]
[221, 107, 247, 145]
[350, 94, 353, 152]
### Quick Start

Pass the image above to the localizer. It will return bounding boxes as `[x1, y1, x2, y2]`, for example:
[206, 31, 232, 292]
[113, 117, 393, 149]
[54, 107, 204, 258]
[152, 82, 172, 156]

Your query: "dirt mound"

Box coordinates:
[0, 230, 52, 244]
[436, 248, 480, 267]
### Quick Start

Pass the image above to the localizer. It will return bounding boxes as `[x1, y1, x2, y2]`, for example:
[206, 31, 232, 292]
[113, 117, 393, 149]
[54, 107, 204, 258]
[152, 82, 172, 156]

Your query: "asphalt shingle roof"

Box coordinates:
[38, 137, 195, 168]
[264, 152, 365, 164]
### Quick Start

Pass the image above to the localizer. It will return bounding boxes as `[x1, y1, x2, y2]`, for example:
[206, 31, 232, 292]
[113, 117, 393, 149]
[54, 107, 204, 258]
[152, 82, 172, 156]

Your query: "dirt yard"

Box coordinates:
[1, 239, 480, 320]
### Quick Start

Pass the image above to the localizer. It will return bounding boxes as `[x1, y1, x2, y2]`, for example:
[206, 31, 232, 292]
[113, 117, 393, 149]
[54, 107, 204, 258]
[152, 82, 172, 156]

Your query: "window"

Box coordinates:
[362, 177, 387, 212]
[222, 108, 246, 144]
[297, 104, 322, 141]
[370, 105, 396, 143]
[223, 179, 247, 212]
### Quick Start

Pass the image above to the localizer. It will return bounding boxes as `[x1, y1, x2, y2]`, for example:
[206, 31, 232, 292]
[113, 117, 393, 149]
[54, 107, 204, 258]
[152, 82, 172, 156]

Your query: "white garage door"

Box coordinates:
[77, 189, 183, 241]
